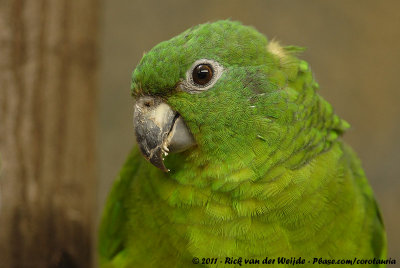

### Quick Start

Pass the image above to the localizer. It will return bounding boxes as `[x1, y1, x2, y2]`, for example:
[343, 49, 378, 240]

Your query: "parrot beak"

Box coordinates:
[133, 96, 196, 172]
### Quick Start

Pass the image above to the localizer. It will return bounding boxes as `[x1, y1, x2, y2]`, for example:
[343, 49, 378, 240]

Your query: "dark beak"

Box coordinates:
[133, 96, 195, 171]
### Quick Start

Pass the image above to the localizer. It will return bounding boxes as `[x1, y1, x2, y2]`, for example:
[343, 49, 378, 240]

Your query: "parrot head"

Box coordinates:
[131, 20, 348, 179]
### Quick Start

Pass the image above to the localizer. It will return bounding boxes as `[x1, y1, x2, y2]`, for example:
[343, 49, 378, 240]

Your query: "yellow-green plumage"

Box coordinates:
[99, 20, 386, 267]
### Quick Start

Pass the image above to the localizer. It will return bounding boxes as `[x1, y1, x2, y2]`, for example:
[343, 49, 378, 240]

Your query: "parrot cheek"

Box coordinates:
[133, 96, 195, 172]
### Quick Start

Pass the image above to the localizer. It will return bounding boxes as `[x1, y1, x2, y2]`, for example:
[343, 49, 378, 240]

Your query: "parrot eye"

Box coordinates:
[182, 59, 224, 93]
[192, 64, 213, 86]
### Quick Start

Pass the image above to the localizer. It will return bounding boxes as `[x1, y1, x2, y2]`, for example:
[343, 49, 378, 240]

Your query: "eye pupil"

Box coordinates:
[192, 64, 213, 86]
[197, 69, 209, 79]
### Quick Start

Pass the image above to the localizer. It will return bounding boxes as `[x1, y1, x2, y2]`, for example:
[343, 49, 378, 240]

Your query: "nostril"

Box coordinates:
[144, 101, 152, 107]
[138, 97, 156, 109]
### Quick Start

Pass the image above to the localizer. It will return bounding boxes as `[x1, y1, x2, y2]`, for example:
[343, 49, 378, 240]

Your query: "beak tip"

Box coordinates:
[138, 146, 169, 172]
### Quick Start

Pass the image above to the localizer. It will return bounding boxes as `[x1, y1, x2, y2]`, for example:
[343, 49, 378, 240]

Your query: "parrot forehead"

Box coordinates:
[131, 20, 269, 95]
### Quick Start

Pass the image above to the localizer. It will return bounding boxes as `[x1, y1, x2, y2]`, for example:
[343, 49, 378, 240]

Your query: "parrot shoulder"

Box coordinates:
[98, 148, 143, 267]
[342, 142, 387, 260]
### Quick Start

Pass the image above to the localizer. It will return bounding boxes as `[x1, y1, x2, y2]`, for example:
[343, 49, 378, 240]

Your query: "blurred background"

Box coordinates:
[99, 0, 400, 261]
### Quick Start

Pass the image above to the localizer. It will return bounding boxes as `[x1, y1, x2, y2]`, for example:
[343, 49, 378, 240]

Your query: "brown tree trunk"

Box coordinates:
[0, 0, 98, 267]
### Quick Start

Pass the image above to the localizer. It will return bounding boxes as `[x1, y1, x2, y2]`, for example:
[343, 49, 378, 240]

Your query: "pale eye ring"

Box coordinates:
[182, 59, 224, 93]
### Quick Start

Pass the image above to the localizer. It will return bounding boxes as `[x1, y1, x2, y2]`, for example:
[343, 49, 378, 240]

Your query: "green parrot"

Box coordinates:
[98, 20, 387, 267]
